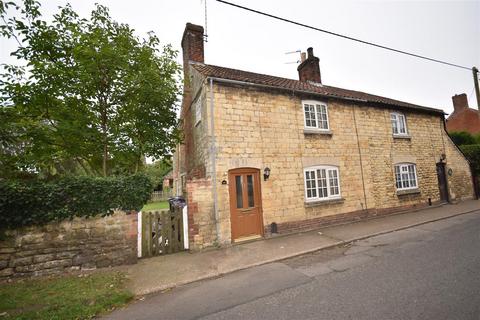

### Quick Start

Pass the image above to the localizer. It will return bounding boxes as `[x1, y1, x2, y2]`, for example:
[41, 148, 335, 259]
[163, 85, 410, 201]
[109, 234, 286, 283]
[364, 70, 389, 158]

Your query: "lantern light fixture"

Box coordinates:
[264, 167, 271, 181]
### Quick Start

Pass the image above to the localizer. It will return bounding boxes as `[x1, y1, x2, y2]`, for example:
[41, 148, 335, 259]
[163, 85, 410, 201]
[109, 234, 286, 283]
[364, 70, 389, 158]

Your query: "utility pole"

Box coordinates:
[473, 66, 480, 111]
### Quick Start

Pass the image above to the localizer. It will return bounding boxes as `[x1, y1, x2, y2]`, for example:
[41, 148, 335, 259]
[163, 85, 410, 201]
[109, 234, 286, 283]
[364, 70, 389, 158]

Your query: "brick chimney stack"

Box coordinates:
[181, 23, 204, 71]
[181, 23, 204, 111]
[452, 93, 469, 113]
[180, 23, 204, 119]
[297, 47, 321, 83]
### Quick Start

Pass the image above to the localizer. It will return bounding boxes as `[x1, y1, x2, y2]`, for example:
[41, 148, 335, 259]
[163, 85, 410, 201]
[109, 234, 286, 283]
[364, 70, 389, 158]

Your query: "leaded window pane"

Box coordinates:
[316, 104, 329, 130]
[317, 169, 328, 198]
[391, 114, 398, 134]
[247, 174, 255, 207]
[328, 169, 339, 195]
[391, 113, 408, 135]
[305, 170, 317, 199]
[395, 164, 418, 190]
[235, 175, 243, 209]
[398, 114, 406, 134]
[304, 104, 317, 128]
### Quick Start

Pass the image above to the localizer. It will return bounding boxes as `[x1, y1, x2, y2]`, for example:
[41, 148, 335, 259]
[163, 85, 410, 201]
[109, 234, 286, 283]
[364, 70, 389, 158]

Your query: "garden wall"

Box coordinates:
[0, 211, 137, 278]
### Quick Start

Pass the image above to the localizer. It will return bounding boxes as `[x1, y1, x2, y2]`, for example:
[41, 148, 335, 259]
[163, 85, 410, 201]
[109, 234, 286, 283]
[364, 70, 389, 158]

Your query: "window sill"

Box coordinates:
[393, 134, 411, 140]
[396, 188, 420, 196]
[305, 198, 345, 207]
[304, 129, 332, 135]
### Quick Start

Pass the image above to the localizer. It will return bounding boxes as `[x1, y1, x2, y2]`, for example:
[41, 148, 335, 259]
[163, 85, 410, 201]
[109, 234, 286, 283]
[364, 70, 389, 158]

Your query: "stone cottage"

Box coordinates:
[173, 23, 474, 249]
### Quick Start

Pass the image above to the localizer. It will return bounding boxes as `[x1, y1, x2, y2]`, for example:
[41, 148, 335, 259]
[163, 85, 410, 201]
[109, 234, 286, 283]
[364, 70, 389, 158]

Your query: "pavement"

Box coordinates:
[105, 206, 480, 320]
[118, 199, 479, 296]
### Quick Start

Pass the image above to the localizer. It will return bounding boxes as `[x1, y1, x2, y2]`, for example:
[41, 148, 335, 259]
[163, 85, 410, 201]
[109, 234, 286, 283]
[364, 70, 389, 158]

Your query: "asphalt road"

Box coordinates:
[105, 211, 480, 320]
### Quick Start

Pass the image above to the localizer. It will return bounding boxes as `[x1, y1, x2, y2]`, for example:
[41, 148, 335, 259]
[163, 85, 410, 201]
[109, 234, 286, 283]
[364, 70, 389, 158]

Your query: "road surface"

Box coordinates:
[105, 211, 480, 320]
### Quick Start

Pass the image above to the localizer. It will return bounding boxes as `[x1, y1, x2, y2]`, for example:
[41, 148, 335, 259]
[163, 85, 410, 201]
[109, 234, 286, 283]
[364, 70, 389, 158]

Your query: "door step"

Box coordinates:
[234, 234, 262, 243]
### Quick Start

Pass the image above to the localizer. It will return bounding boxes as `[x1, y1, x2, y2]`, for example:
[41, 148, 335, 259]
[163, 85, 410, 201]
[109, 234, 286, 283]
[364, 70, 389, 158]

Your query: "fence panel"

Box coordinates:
[150, 190, 174, 202]
[141, 208, 184, 257]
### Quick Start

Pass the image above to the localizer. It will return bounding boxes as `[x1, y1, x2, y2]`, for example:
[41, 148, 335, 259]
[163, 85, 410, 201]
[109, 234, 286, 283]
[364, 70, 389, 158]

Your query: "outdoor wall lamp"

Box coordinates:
[264, 167, 271, 181]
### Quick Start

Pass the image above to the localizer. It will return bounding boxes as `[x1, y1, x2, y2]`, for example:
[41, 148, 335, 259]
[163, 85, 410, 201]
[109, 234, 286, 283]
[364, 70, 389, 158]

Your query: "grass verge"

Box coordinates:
[0, 271, 133, 320]
[142, 201, 169, 212]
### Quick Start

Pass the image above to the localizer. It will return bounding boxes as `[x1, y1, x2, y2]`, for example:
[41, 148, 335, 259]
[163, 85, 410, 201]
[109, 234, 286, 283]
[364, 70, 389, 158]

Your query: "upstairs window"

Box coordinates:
[303, 100, 329, 130]
[304, 166, 341, 201]
[394, 163, 418, 190]
[390, 112, 408, 136]
[194, 99, 202, 126]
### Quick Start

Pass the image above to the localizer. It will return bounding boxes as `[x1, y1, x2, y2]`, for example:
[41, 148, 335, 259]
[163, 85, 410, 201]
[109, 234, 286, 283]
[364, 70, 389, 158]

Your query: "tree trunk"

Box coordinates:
[101, 104, 108, 177]
[103, 142, 108, 177]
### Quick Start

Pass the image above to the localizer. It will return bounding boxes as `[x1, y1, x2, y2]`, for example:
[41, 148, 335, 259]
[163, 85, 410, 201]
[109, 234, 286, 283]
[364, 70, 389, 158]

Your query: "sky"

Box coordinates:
[1, 0, 479, 114]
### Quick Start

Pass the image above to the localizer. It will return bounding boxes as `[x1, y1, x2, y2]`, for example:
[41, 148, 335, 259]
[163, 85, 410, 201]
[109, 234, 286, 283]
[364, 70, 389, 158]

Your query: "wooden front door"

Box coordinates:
[436, 163, 449, 202]
[229, 168, 264, 241]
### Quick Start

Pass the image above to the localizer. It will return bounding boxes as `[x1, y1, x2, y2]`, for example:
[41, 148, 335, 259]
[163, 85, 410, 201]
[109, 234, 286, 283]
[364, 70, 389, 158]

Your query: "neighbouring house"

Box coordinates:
[162, 170, 174, 190]
[445, 93, 480, 135]
[173, 23, 475, 249]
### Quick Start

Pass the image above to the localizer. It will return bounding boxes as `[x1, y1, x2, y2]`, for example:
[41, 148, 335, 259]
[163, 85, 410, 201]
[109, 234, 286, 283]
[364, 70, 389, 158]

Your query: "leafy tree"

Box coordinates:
[449, 131, 476, 146]
[475, 133, 480, 145]
[459, 144, 480, 176]
[143, 159, 172, 189]
[0, 0, 181, 178]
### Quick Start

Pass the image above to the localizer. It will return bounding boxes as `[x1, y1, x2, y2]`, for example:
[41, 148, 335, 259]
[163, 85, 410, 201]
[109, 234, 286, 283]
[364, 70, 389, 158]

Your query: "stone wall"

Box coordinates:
[443, 135, 475, 200]
[176, 80, 474, 249]
[209, 83, 473, 244]
[0, 212, 137, 278]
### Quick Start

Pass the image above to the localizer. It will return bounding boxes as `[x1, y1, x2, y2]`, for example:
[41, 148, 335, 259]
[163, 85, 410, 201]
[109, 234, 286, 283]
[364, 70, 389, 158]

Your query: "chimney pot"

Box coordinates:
[300, 52, 306, 62]
[451, 93, 469, 113]
[307, 47, 314, 58]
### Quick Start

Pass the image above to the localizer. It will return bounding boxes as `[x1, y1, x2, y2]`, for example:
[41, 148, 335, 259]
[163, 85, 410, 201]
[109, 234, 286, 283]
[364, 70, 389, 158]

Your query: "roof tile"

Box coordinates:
[192, 63, 444, 114]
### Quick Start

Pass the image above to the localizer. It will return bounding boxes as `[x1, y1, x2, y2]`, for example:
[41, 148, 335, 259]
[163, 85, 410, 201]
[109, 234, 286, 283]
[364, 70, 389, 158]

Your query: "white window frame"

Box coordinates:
[303, 165, 341, 202]
[302, 100, 329, 131]
[390, 112, 408, 136]
[194, 99, 202, 126]
[394, 163, 418, 191]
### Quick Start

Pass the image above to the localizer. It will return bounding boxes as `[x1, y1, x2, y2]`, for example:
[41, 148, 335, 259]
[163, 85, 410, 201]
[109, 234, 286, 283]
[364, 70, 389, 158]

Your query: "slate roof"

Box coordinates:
[192, 63, 444, 114]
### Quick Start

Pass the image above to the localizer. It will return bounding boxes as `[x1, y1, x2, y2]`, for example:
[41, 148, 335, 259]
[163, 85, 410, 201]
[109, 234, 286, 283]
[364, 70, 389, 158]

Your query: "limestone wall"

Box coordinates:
[0, 212, 137, 278]
[210, 84, 473, 243]
[443, 134, 475, 200]
[178, 80, 474, 248]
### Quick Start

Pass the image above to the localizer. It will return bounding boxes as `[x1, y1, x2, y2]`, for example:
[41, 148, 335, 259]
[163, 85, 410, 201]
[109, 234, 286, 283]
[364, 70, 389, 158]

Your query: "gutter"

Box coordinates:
[209, 78, 221, 243]
[352, 105, 369, 211]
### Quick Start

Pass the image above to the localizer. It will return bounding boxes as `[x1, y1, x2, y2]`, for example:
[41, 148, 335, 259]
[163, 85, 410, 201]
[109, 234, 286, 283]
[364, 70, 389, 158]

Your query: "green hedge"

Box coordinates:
[460, 144, 480, 175]
[0, 174, 152, 229]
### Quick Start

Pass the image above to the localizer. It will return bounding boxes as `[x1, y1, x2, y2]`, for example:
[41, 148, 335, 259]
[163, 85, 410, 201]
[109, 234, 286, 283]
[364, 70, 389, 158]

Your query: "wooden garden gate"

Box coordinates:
[141, 208, 184, 257]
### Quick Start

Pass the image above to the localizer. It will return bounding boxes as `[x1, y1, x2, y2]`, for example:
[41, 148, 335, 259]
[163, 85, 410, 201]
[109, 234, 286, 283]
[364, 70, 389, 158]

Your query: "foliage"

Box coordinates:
[143, 159, 172, 188]
[449, 131, 476, 146]
[0, 0, 181, 178]
[0, 174, 152, 229]
[0, 271, 133, 320]
[460, 144, 480, 175]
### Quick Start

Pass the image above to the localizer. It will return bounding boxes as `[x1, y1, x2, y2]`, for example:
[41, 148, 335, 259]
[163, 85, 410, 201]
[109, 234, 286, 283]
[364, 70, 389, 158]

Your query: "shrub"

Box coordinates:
[449, 131, 476, 146]
[460, 144, 480, 175]
[0, 174, 152, 229]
